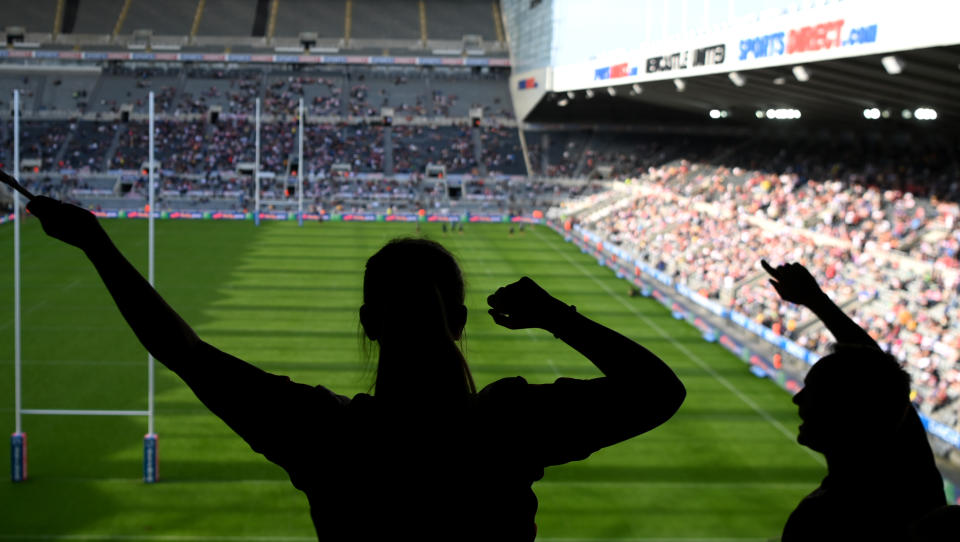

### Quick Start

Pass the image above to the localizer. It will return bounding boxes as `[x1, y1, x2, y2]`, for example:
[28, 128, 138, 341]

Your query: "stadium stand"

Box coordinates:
[527, 131, 726, 179]
[351, 0, 421, 41]
[37, 73, 98, 112]
[62, 121, 118, 170]
[554, 141, 960, 435]
[180, 69, 264, 112]
[1, 0, 508, 59]
[5, 1, 58, 34]
[426, 0, 497, 41]
[16, 121, 71, 170]
[197, 0, 260, 37]
[71, 0, 125, 35]
[0, 75, 44, 113]
[92, 70, 181, 114]
[121, 0, 198, 36]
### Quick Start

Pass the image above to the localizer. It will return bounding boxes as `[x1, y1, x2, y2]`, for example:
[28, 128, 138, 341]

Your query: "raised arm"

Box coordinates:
[761, 260, 878, 349]
[27, 196, 203, 368]
[487, 277, 686, 429]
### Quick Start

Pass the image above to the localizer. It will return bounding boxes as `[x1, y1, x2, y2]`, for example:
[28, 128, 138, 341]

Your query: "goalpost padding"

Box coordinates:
[143, 434, 158, 483]
[11, 433, 26, 482]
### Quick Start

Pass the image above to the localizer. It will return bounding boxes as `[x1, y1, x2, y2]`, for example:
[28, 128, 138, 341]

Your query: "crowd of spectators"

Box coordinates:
[6, 117, 520, 177]
[527, 132, 727, 178]
[392, 125, 475, 174]
[264, 75, 343, 117]
[12, 121, 72, 170]
[59, 122, 115, 170]
[569, 158, 960, 431]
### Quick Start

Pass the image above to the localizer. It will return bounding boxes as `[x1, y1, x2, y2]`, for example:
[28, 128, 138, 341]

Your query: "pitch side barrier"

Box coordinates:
[104, 211, 542, 223]
[2, 210, 544, 225]
[548, 222, 960, 459]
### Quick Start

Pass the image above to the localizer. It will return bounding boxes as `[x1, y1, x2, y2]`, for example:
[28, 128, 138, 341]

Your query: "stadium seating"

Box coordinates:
[273, 0, 346, 39]
[0, 75, 44, 113]
[61, 122, 118, 170]
[426, 1, 497, 41]
[5, 1, 58, 34]
[71, 0, 125, 35]
[4, 0, 505, 55]
[196, 0, 261, 37]
[563, 158, 960, 433]
[351, 0, 421, 41]
[121, 0, 197, 36]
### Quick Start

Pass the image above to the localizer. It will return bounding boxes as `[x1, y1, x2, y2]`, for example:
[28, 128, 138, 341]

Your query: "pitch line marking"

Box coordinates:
[533, 228, 825, 467]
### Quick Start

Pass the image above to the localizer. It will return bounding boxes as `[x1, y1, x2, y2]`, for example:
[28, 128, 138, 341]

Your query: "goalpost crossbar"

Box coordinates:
[20, 409, 152, 417]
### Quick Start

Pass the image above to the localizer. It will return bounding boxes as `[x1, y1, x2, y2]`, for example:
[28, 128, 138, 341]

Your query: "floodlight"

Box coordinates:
[901, 108, 913, 119]
[709, 109, 722, 119]
[585, 89, 595, 99]
[765, 108, 801, 120]
[881, 56, 904, 75]
[631, 83, 642, 95]
[773, 77, 787, 85]
[728, 72, 746, 87]
[567, 91, 575, 99]
[915, 107, 937, 120]
[862, 108, 880, 120]
[557, 98, 569, 107]
[607, 86, 616, 96]
[792, 66, 810, 82]
[755, 110, 765, 119]
[673, 79, 686, 92]
[881, 109, 891, 119]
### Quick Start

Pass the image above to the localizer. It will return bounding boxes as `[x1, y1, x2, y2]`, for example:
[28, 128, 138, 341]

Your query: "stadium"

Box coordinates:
[2, 0, 959, 539]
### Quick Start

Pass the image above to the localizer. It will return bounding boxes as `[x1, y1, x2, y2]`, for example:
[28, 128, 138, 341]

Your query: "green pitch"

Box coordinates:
[0, 219, 824, 541]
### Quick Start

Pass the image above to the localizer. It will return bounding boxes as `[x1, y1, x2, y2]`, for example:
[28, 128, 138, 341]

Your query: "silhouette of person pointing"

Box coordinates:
[762, 261, 945, 541]
[26, 194, 686, 541]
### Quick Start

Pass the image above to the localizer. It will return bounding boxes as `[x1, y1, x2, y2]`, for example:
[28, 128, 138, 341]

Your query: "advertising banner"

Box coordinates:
[552, 0, 959, 91]
[0, 50, 510, 68]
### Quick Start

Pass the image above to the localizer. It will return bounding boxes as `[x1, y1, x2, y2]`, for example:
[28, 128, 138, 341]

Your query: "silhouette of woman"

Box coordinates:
[761, 261, 946, 541]
[26, 194, 687, 541]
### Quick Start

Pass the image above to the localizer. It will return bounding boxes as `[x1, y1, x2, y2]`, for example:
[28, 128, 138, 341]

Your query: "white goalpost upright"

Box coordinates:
[144, 91, 158, 483]
[10, 90, 158, 483]
[254, 97, 261, 226]
[298, 97, 304, 227]
[11, 89, 25, 482]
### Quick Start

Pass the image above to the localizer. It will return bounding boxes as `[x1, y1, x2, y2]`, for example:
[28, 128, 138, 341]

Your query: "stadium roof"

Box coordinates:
[529, 45, 960, 128]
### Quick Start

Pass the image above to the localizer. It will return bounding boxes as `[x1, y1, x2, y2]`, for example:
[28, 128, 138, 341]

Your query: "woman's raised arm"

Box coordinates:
[27, 195, 204, 369]
[487, 276, 686, 457]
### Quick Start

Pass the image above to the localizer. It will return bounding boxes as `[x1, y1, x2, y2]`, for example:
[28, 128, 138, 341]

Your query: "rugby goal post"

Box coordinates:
[10, 90, 158, 483]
